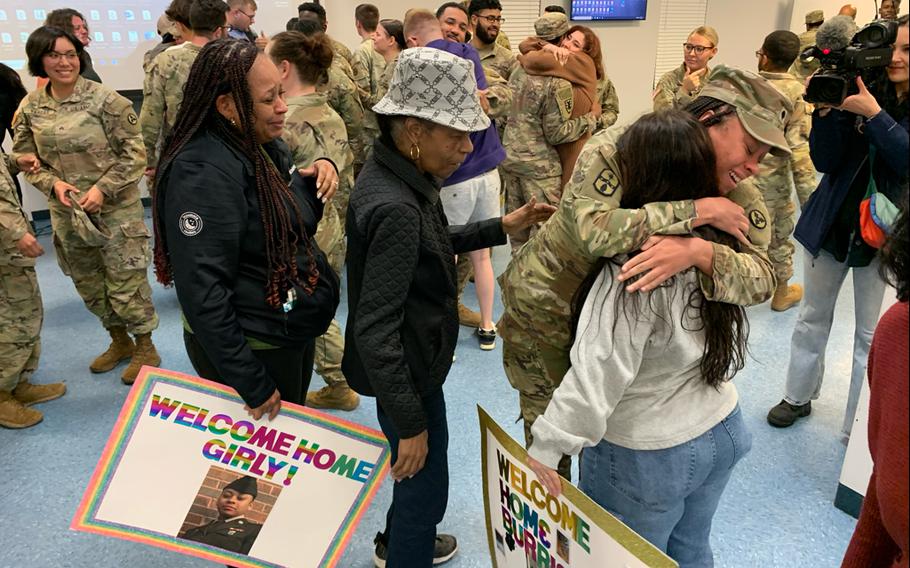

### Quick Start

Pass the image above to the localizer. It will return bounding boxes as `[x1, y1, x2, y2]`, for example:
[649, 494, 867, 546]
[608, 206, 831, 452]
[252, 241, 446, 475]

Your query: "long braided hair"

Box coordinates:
[152, 38, 319, 309]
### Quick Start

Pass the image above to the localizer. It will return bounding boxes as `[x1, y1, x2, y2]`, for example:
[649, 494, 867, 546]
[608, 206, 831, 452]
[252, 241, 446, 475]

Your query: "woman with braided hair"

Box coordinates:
[154, 39, 340, 420]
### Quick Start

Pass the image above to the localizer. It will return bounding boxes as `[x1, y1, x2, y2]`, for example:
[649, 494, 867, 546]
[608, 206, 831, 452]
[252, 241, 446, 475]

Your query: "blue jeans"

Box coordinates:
[579, 406, 751, 568]
[376, 389, 449, 568]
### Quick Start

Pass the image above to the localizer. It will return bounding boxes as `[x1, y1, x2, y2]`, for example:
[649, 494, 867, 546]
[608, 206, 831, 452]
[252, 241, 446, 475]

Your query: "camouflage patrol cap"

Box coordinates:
[805, 10, 824, 24]
[698, 65, 792, 157]
[70, 200, 112, 246]
[157, 13, 178, 37]
[535, 13, 569, 41]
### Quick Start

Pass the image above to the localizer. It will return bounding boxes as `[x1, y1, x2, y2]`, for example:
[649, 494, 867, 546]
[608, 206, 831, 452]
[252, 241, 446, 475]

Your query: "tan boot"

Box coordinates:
[306, 384, 360, 411]
[0, 391, 43, 429]
[121, 333, 161, 385]
[771, 283, 804, 312]
[12, 381, 66, 406]
[458, 303, 481, 328]
[90, 327, 135, 373]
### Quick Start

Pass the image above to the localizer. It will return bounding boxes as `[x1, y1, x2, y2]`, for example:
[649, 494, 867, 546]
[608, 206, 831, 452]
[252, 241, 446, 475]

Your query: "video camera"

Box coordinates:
[803, 19, 898, 105]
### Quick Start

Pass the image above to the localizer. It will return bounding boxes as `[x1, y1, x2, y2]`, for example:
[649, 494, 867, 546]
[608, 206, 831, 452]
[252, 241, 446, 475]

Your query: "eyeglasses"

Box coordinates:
[47, 51, 79, 61]
[683, 43, 714, 54]
[238, 9, 255, 20]
[755, 50, 764, 58]
[476, 15, 505, 24]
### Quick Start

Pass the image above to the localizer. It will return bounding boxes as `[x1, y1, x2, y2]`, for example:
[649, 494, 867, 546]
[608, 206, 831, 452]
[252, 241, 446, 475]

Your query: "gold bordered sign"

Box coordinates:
[479, 406, 677, 568]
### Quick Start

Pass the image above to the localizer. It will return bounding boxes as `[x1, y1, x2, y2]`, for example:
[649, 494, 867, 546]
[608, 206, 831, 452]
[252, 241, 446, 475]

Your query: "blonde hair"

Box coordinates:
[403, 9, 440, 39]
[689, 25, 718, 47]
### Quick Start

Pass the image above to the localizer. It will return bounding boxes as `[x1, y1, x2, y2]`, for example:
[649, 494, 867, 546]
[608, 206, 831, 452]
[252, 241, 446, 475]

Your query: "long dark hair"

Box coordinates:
[566, 25, 603, 80]
[571, 110, 749, 388]
[865, 15, 909, 123]
[153, 39, 319, 308]
[880, 196, 909, 302]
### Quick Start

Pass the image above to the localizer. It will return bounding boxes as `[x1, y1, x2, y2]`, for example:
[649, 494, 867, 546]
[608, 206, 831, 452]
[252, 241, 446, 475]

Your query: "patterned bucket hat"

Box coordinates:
[699, 65, 792, 157]
[373, 47, 491, 133]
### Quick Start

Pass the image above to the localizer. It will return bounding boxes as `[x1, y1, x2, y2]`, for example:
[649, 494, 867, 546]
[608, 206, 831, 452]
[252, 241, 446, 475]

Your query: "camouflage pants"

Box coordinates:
[456, 254, 473, 302]
[501, 172, 561, 252]
[50, 201, 158, 335]
[0, 264, 42, 392]
[762, 186, 797, 283]
[313, 204, 347, 387]
[501, 337, 573, 480]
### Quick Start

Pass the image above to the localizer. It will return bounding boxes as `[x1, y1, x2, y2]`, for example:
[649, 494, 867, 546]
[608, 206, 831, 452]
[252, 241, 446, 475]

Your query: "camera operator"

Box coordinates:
[768, 15, 909, 438]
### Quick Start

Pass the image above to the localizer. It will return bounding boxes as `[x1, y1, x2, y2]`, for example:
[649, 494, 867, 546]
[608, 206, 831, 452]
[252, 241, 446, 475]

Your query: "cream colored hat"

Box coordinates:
[373, 47, 491, 133]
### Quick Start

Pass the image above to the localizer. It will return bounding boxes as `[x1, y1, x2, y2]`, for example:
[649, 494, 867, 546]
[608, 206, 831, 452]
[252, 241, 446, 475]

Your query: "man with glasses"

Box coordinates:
[226, 0, 259, 43]
[469, 0, 516, 83]
[653, 25, 718, 110]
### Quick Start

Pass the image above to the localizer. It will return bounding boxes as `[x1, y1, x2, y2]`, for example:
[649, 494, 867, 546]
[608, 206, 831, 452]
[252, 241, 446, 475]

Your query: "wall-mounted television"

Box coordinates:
[570, 0, 648, 21]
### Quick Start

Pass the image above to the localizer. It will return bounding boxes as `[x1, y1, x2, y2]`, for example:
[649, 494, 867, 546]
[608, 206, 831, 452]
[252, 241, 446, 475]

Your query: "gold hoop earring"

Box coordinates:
[409, 143, 421, 161]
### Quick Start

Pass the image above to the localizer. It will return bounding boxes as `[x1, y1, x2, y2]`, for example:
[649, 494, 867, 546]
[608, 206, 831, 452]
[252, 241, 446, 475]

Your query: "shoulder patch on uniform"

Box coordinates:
[179, 212, 203, 236]
[749, 209, 767, 230]
[127, 113, 138, 125]
[555, 82, 574, 121]
[592, 168, 620, 197]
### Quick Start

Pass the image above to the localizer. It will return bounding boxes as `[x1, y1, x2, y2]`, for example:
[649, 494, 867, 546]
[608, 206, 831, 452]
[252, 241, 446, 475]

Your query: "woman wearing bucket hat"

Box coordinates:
[342, 47, 556, 568]
[13, 25, 161, 384]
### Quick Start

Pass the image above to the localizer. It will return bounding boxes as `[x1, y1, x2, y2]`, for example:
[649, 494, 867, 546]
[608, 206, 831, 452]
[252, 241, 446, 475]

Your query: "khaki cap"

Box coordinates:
[71, 200, 112, 246]
[157, 14, 178, 36]
[535, 13, 569, 41]
[805, 10, 824, 24]
[699, 65, 792, 157]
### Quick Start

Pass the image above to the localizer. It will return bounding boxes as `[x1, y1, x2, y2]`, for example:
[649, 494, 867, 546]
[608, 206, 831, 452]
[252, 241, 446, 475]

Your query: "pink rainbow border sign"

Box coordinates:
[71, 366, 391, 568]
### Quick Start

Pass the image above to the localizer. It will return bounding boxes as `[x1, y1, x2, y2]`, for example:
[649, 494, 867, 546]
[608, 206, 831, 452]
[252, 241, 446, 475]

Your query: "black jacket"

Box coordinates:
[158, 130, 339, 408]
[343, 138, 506, 438]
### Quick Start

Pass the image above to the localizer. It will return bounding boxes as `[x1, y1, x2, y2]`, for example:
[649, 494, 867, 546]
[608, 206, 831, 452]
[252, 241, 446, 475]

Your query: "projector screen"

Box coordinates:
[0, 0, 168, 91]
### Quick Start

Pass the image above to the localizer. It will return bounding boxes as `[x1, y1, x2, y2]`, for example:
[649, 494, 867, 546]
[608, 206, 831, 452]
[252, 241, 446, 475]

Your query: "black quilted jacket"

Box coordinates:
[343, 138, 506, 438]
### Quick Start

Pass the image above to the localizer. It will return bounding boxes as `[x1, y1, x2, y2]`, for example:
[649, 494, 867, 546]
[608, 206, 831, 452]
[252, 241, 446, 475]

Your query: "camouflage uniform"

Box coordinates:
[283, 93, 354, 390]
[753, 71, 817, 284]
[318, 63, 365, 220]
[500, 67, 596, 250]
[0, 155, 42, 393]
[12, 77, 159, 336]
[476, 41, 517, 123]
[495, 29, 511, 51]
[789, 29, 820, 82]
[596, 75, 620, 132]
[331, 37, 368, 95]
[499, 133, 776, 478]
[371, 54, 399, 108]
[139, 43, 202, 169]
[353, 38, 386, 146]
[653, 63, 710, 111]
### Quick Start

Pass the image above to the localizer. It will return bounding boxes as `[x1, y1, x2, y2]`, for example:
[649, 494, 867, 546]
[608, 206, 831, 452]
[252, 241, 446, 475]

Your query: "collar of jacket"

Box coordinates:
[372, 137, 441, 204]
[37, 75, 91, 107]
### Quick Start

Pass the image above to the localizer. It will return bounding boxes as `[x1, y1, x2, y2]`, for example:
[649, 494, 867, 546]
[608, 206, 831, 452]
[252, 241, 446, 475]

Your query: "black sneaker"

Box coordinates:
[373, 533, 458, 567]
[767, 400, 811, 427]
[476, 327, 496, 351]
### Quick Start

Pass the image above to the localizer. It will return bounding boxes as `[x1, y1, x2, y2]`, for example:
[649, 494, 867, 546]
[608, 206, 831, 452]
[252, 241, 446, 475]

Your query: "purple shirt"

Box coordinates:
[426, 39, 506, 187]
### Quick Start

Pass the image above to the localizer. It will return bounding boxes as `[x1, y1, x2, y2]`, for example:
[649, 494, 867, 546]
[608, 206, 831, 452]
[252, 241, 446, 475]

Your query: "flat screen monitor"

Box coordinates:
[570, 0, 648, 21]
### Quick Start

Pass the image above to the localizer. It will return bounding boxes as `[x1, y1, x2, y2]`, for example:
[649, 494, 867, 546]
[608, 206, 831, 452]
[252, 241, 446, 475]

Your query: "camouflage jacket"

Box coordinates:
[332, 37, 369, 101]
[789, 30, 820, 81]
[12, 77, 146, 212]
[476, 41, 517, 121]
[653, 63, 710, 111]
[476, 41, 517, 82]
[283, 93, 352, 258]
[370, 54, 399, 108]
[139, 43, 202, 168]
[318, 63, 365, 166]
[500, 68, 596, 178]
[496, 30, 511, 51]
[353, 39, 386, 133]
[754, 71, 817, 202]
[596, 75, 620, 131]
[499, 131, 775, 350]
[0, 155, 34, 267]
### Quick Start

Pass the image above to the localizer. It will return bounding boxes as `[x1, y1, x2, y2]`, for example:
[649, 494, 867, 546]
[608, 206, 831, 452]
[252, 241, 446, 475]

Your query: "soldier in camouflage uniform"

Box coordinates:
[139, 0, 228, 176]
[297, 2, 370, 101]
[139, 0, 228, 177]
[13, 28, 160, 385]
[267, 31, 360, 411]
[653, 26, 718, 111]
[500, 67, 793, 479]
[353, 4, 387, 150]
[468, 0, 517, 124]
[501, 13, 597, 251]
[596, 75, 620, 131]
[756, 31, 819, 312]
[0, 153, 67, 429]
[789, 10, 824, 82]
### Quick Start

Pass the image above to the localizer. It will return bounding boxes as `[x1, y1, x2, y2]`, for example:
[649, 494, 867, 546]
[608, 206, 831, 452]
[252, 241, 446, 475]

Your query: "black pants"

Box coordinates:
[183, 330, 315, 406]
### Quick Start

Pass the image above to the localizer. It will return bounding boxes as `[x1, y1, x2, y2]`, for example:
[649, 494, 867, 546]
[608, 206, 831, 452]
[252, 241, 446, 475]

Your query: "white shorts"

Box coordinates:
[440, 168, 501, 226]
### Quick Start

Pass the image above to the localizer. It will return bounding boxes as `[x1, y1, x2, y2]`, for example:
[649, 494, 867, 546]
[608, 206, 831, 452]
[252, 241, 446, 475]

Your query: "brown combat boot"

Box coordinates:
[121, 333, 161, 385]
[458, 303, 481, 328]
[771, 282, 804, 312]
[12, 381, 66, 406]
[90, 327, 135, 373]
[306, 384, 360, 411]
[0, 391, 43, 429]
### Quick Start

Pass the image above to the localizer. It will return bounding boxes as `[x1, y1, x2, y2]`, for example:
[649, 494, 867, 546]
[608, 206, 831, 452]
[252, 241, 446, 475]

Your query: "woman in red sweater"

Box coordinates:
[842, 203, 909, 568]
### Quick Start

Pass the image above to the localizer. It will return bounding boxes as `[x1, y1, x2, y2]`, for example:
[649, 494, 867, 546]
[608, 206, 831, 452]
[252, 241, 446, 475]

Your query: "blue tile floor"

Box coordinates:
[0, 221, 871, 568]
